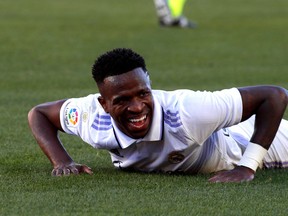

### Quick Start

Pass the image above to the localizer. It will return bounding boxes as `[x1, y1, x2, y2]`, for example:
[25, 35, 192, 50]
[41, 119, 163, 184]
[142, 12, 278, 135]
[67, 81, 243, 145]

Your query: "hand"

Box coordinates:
[51, 162, 93, 176]
[208, 166, 255, 183]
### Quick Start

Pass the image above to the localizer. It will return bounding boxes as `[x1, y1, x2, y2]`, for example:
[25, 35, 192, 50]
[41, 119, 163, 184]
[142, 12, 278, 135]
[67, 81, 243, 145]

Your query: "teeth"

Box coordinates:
[129, 115, 146, 122]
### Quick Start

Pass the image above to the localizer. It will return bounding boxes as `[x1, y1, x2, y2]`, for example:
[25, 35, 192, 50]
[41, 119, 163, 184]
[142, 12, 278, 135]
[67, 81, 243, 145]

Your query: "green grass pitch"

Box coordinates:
[1, 0, 288, 215]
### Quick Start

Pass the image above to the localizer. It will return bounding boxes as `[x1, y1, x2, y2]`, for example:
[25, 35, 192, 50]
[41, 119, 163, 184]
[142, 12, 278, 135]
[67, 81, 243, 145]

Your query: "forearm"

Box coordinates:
[251, 91, 287, 148]
[240, 86, 288, 149]
[28, 106, 74, 167]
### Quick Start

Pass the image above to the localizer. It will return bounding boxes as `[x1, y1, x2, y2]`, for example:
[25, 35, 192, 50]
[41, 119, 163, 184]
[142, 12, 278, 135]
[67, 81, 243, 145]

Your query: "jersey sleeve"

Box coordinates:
[59, 98, 83, 136]
[59, 94, 119, 150]
[179, 88, 243, 144]
[59, 94, 100, 136]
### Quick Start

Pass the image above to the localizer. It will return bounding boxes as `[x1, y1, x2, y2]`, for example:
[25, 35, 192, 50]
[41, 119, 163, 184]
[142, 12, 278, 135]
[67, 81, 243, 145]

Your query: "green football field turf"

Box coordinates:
[1, 0, 288, 215]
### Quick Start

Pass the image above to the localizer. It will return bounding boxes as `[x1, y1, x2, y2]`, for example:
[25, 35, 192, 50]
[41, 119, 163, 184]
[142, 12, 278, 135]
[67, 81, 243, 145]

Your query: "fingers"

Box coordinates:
[69, 166, 79, 175]
[51, 168, 64, 176]
[208, 171, 231, 183]
[208, 174, 239, 183]
[63, 168, 71, 176]
[51, 168, 69, 176]
[208, 174, 236, 183]
[51, 164, 93, 176]
[51, 168, 58, 176]
[208, 169, 254, 183]
[81, 165, 93, 175]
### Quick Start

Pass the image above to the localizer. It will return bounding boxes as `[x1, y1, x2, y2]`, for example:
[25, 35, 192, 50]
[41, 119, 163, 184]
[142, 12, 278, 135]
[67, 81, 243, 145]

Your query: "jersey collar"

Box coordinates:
[111, 97, 163, 149]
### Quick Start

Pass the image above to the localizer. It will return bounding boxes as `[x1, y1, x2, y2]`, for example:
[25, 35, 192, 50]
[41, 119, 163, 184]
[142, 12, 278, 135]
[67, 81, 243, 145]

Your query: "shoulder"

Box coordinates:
[152, 88, 242, 116]
[60, 93, 107, 129]
[62, 93, 102, 112]
[152, 89, 195, 105]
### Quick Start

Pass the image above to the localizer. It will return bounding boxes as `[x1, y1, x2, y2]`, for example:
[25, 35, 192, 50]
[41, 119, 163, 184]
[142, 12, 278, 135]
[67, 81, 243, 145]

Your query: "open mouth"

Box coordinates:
[128, 115, 147, 128]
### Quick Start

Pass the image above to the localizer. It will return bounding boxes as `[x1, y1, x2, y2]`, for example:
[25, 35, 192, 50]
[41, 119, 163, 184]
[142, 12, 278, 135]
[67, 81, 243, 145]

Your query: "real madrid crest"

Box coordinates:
[82, 112, 88, 123]
[168, 151, 185, 164]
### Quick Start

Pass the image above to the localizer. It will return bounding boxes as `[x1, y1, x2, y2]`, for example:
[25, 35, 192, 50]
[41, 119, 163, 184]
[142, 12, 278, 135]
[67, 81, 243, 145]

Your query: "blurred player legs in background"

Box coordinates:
[153, 0, 197, 28]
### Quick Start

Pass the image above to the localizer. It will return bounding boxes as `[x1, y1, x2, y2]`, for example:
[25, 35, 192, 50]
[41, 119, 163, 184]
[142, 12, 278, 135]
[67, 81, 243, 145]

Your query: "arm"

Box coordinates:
[28, 100, 93, 176]
[209, 85, 288, 183]
[240, 86, 288, 147]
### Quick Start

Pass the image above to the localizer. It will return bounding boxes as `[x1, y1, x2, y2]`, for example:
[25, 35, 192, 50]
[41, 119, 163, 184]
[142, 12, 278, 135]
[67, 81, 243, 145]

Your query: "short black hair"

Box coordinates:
[92, 48, 147, 84]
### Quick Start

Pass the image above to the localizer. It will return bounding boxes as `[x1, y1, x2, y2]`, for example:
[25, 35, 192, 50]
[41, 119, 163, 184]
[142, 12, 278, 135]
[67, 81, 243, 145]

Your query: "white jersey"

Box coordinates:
[60, 88, 246, 174]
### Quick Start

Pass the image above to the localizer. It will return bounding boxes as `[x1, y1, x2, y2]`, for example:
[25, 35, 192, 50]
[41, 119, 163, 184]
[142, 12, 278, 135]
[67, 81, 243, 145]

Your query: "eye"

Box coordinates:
[139, 91, 151, 98]
[113, 96, 129, 105]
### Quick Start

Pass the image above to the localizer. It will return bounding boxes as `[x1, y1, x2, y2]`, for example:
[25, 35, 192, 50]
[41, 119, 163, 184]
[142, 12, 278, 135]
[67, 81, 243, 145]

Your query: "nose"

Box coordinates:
[127, 98, 144, 113]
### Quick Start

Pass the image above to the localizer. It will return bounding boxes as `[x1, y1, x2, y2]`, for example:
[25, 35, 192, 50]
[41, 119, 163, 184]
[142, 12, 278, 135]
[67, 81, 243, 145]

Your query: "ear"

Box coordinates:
[98, 96, 109, 113]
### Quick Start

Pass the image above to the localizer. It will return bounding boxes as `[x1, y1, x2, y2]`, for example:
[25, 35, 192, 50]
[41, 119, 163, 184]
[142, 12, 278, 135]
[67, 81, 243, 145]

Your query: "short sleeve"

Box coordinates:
[180, 88, 243, 144]
[59, 94, 101, 137]
[60, 98, 83, 136]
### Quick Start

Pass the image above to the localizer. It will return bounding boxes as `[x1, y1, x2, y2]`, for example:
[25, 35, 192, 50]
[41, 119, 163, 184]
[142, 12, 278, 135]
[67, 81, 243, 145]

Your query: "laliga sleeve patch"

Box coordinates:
[65, 107, 79, 126]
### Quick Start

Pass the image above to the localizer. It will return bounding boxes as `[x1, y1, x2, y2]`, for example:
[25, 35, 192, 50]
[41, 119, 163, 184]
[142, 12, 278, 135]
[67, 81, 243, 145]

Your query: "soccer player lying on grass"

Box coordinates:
[28, 48, 288, 183]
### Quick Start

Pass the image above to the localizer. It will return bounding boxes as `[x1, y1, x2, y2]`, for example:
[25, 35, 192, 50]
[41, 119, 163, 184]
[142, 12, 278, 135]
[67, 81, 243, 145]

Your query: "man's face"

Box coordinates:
[98, 68, 154, 139]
